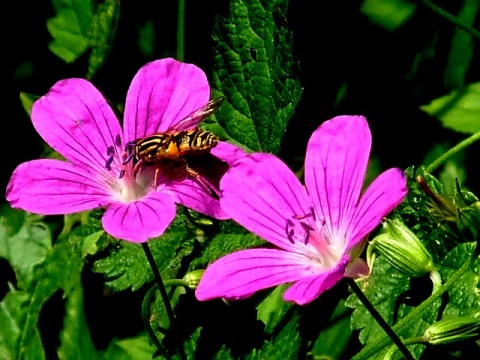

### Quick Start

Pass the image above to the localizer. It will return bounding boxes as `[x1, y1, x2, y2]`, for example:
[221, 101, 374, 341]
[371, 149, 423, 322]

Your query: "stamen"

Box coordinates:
[300, 222, 314, 232]
[287, 229, 295, 244]
[105, 156, 114, 171]
[125, 141, 136, 150]
[303, 230, 310, 245]
[106, 146, 115, 156]
[115, 134, 122, 147]
[123, 153, 134, 165]
[119, 169, 125, 179]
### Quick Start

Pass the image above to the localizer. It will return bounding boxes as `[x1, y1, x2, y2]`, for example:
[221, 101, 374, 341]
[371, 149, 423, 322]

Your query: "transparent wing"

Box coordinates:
[171, 96, 226, 132]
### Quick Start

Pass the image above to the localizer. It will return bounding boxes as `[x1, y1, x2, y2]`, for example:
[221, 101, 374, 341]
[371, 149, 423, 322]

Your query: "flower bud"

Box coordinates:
[424, 316, 480, 345]
[183, 269, 205, 290]
[370, 219, 435, 278]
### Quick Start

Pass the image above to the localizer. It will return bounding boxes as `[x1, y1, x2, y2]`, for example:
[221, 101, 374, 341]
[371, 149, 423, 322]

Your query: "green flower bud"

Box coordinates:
[370, 219, 435, 278]
[424, 316, 480, 345]
[183, 269, 205, 290]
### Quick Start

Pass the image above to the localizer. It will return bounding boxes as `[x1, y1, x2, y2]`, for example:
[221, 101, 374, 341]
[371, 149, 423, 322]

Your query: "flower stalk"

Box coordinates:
[347, 279, 415, 360]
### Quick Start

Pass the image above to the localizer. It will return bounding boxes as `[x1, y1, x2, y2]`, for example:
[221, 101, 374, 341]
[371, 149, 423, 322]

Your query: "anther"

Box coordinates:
[125, 141, 136, 150]
[105, 156, 114, 171]
[106, 146, 115, 156]
[287, 229, 295, 244]
[115, 134, 122, 147]
[300, 222, 314, 232]
[303, 230, 310, 245]
[119, 169, 125, 179]
[123, 153, 134, 165]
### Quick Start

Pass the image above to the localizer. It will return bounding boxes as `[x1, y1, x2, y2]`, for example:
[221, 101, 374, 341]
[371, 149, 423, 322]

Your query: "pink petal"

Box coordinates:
[167, 179, 229, 220]
[124, 58, 210, 141]
[344, 257, 370, 279]
[283, 255, 350, 305]
[6, 159, 112, 215]
[195, 248, 318, 301]
[347, 168, 407, 250]
[102, 192, 177, 243]
[210, 141, 248, 166]
[220, 153, 314, 253]
[304, 115, 371, 247]
[31, 78, 123, 176]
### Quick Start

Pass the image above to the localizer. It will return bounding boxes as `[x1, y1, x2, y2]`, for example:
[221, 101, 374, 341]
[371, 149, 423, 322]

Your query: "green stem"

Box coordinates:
[347, 279, 415, 360]
[176, 0, 185, 61]
[417, 0, 480, 41]
[425, 130, 480, 173]
[141, 243, 187, 359]
[142, 242, 176, 326]
[352, 257, 473, 359]
[141, 279, 190, 356]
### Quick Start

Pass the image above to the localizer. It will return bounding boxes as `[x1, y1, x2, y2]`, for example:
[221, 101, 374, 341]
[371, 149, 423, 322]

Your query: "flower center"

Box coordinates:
[104, 134, 153, 202]
[285, 209, 342, 268]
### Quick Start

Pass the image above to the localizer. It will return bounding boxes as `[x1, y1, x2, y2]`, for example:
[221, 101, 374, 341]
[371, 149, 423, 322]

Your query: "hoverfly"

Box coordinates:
[126, 96, 227, 196]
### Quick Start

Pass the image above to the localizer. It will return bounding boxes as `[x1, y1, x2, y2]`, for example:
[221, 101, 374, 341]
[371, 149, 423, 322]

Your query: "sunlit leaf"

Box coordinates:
[208, 0, 302, 154]
[420, 82, 480, 134]
[47, 0, 95, 63]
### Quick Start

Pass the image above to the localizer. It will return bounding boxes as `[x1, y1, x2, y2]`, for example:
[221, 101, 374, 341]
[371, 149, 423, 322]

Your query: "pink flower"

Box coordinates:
[195, 115, 408, 305]
[6, 58, 243, 243]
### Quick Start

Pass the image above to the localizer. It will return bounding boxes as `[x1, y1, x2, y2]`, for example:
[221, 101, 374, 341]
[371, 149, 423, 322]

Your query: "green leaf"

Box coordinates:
[361, 0, 417, 32]
[210, 0, 302, 154]
[420, 82, 480, 134]
[0, 222, 86, 360]
[248, 308, 301, 359]
[310, 300, 353, 359]
[47, 0, 95, 63]
[0, 291, 40, 359]
[191, 230, 264, 269]
[0, 205, 52, 290]
[438, 243, 480, 318]
[256, 284, 292, 335]
[443, 0, 479, 89]
[87, 0, 121, 79]
[57, 279, 98, 360]
[347, 256, 440, 360]
[93, 214, 196, 291]
[137, 20, 156, 58]
[102, 333, 156, 360]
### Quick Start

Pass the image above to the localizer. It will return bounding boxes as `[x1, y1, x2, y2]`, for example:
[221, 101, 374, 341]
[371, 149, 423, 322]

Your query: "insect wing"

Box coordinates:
[172, 96, 225, 132]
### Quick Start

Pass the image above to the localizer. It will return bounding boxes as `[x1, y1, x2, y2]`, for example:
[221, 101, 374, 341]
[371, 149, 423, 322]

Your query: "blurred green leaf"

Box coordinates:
[102, 333, 156, 360]
[19, 92, 39, 117]
[57, 280, 97, 360]
[0, 291, 41, 359]
[0, 205, 52, 290]
[137, 20, 156, 58]
[47, 0, 95, 63]
[443, 0, 479, 89]
[361, 0, 417, 31]
[420, 82, 480, 134]
[209, 0, 302, 154]
[87, 0, 120, 79]
[0, 217, 86, 360]
[310, 300, 353, 359]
